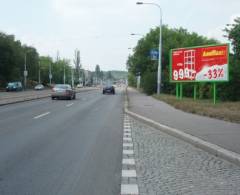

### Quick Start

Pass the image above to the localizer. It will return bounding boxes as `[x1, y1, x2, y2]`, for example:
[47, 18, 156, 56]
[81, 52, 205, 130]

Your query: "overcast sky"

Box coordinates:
[0, 0, 239, 71]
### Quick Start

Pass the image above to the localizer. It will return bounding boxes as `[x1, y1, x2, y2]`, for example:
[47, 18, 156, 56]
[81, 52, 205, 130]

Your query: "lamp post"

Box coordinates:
[136, 1, 162, 94]
[38, 61, 41, 84]
[49, 63, 52, 85]
[23, 53, 28, 90]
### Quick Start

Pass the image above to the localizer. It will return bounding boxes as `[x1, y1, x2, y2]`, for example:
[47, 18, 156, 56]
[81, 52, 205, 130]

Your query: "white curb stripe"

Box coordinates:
[121, 184, 139, 195]
[122, 158, 135, 165]
[123, 150, 134, 155]
[123, 137, 132, 142]
[123, 143, 133, 147]
[124, 133, 131, 137]
[122, 170, 137, 177]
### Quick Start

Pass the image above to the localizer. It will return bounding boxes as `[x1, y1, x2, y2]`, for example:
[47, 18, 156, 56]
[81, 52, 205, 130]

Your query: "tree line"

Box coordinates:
[127, 17, 240, 101]
[0, 31, 74, 88]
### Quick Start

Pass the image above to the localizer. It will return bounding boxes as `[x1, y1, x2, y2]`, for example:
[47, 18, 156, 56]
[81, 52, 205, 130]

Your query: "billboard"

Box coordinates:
[170, 44, 229, 82]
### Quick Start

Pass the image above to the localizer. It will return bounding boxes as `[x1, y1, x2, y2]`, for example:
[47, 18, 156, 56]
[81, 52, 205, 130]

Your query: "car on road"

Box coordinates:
[34, 84, 44, 90]
[51, 84, 76, 100]
[102, 85, 115, 94]
[6, 82, 23, 92]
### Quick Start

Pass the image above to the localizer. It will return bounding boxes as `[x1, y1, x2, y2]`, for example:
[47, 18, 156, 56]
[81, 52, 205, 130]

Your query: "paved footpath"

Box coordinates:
[130, 117, 240, 195]
[127, 88, 240, 155]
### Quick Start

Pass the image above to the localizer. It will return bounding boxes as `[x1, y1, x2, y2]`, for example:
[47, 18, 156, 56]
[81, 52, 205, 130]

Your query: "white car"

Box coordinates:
[34, 84, 44, 90]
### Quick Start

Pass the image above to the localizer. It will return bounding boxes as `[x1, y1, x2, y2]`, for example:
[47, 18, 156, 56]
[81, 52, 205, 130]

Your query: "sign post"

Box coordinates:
[170, 44, 229, 103]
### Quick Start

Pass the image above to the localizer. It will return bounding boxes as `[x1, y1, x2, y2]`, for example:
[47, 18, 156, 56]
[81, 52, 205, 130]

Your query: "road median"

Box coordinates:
[0, 87, 98, 106]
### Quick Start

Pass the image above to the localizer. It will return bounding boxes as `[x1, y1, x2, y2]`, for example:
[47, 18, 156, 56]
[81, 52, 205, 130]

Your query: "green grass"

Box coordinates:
[153, 94, 240, 124]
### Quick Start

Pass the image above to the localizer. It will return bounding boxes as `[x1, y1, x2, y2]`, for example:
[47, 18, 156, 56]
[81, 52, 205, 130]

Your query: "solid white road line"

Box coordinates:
[121, 184, 139, 195]
[33, 112, 50, 119]
[122, 158, 135, 165]
[122, 170, 137, 177]
[66, 103, 74, 107]
[123, 150, 134, 155]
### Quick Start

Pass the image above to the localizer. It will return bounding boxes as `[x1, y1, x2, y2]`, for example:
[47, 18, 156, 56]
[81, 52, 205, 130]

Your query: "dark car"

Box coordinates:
[51, 84, 76, 100]
[6, 82, 23, 92]
[103, 85, 115, 94]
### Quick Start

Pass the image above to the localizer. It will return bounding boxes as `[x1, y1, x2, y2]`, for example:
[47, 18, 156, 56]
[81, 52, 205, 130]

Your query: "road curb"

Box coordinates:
[124, 88, 240, 167]
[0, 88, 97, 106]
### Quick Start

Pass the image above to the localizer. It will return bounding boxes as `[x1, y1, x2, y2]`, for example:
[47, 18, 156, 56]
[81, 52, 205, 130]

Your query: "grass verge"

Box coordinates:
[153, 94, 240, 124]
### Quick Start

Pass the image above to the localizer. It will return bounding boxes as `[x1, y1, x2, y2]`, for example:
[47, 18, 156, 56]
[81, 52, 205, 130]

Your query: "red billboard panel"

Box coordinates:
[170, 44, 229, 82]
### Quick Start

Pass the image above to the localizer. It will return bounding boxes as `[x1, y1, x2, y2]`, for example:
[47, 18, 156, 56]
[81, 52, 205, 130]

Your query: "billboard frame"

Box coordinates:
[169, 43, 230, 83]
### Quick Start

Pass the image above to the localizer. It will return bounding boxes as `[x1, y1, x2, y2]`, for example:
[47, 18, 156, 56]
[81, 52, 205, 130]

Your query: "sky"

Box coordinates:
[0, 0, 239, 71]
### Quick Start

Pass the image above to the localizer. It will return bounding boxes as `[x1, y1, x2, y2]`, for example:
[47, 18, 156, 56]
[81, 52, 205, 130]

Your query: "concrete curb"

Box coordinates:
[124, 88, 240, 167]
[0, 88, 98, 106]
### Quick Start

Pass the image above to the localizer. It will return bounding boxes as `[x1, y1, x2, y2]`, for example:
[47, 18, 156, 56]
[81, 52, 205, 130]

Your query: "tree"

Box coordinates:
[73, 49, 81, 83]
[95, 64, 101, 84]
[224, 17, 240, 59]
[127, 25, 218, 95]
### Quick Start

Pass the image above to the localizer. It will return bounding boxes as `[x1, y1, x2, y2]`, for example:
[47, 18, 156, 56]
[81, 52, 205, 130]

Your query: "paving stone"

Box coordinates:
[129, 117, 240, 195]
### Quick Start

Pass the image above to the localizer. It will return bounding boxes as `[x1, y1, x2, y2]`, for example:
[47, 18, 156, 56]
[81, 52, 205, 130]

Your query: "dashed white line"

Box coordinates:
[121, 184, 139, 195]
[123, 150, 134, 155]
[124, 129, 131, 133]
[124, 133, 132, 137]
[33, 112, 50, 119]
[122, 158, 135, 165]
[123, 143, 133, 147]
[122, 170, 137, 177]
[123, 138, 132, 142]
[66, 103, 74, 107]
[121, 114, 139, 195]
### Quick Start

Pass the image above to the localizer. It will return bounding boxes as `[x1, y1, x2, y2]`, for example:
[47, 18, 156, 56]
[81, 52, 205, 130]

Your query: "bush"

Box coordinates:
[128, 73, 137, 87]
[141, 71, 157, 95]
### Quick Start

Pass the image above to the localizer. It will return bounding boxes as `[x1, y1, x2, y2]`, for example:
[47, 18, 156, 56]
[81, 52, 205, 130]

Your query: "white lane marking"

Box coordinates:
[124, 129, 131, 132]
[123, 137, 132, 142]
[124, 133, 132, 137]
[122, 159, 135, 165]
[123, 150, 134, 155]
[66, 103, 74, 107]
[33, 112, 50, 119]
[121, 184, 139, 195]
[122, 170, 137, 177]
[123, 143, 133, 147]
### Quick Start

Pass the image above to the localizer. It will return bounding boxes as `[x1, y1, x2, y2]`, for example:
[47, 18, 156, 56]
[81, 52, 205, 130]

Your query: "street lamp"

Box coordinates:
[38, 61, 41, 84]
[136, 1, 163, 94]
[23, 53, 29, 90]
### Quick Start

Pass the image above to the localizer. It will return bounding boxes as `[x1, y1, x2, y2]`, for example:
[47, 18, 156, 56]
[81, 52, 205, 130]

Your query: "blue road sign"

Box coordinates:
[150, 49, 159, 60]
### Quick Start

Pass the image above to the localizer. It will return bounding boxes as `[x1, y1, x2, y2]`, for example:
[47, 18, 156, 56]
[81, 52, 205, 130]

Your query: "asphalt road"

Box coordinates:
[0, 89, 124, 195]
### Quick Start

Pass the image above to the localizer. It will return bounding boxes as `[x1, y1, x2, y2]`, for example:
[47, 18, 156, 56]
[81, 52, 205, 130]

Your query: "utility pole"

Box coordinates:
[38, 61, 41, 84]
[49, 63, 52, 85]
[63, 63, 66, 84]
[71, 68, 74, 87]
[24, 53, 28, 90]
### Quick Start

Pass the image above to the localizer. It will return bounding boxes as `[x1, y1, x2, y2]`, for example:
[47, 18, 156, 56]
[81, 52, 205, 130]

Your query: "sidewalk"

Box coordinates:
[127, 87, 240, 155]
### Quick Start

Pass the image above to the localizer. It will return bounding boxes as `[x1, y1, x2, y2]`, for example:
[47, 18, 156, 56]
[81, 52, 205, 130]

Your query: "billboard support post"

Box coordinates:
[180, 83, 183, 100]
[194, 84, 197, 100]
[213, 83, 217, 105]
[176, 83, 179, 99]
